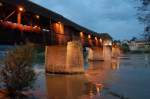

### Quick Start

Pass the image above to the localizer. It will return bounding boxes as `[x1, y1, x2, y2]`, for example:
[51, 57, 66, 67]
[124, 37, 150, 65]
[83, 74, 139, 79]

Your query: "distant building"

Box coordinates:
[129, 40, 150, 51]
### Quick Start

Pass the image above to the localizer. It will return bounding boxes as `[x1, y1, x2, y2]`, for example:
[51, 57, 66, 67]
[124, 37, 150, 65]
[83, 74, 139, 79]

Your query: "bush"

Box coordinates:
[0, 43, 36, 96]
[121, 43, 130, 53]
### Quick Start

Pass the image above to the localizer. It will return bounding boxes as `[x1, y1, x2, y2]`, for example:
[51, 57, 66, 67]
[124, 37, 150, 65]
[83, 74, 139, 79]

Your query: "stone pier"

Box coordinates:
[112, 46, 121, 58]
[88, 47, 104, 61]
[103, 45, 112, 61]
[45, 41, 84, 74]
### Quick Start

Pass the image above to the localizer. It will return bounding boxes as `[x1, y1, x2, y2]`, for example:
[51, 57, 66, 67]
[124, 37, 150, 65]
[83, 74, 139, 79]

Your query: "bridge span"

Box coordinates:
[0, 0, 120, 74]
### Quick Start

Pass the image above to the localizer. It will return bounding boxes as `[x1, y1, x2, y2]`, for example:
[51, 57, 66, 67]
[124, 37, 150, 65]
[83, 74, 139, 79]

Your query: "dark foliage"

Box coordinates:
[0, 43, 36, 96]
[138, 0, 150, 41]
[121, 43, 130, 53]
[130, 37, 137, 41]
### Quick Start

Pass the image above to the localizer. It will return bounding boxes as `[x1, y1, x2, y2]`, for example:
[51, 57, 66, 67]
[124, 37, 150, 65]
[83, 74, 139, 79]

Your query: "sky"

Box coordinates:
[31, 0, 144, 40]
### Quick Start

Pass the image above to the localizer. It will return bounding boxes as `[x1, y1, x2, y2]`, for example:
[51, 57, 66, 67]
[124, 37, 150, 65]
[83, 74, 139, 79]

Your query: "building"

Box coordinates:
[129, 40, 150, 52]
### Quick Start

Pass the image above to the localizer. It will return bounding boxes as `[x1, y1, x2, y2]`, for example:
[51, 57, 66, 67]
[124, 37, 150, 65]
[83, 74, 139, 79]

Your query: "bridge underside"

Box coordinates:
[0, 22, 93, 47]
[0, 26, 49, 45]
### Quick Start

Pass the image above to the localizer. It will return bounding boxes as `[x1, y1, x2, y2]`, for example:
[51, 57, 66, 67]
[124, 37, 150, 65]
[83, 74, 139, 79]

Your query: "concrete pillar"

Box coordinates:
[103, 45, 112, 61]
[88, 47, 104, 61]
[66, 41, 84, 71]
[45, 41, 84, 74]
[112, 46, 121, 58]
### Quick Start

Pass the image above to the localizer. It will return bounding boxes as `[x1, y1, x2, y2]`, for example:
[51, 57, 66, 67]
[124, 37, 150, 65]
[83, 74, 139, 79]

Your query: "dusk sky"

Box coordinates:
[31, 0, 144, 40]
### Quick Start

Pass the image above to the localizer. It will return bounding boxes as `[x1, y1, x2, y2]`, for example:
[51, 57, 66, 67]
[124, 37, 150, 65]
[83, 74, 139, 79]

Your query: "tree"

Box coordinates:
[131, 37, 137, 41]
[0, 43, 36, 97]
[121, 43, 130, 53]
[137, 0, 150, 41]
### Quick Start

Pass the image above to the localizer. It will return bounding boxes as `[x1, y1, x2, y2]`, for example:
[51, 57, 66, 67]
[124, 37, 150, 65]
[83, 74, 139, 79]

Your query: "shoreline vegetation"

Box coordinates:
[0, 43, 37, 98]
[120, 43, 150, 54]
[122, 49, 150, 54]
[128, 50, 150, 54]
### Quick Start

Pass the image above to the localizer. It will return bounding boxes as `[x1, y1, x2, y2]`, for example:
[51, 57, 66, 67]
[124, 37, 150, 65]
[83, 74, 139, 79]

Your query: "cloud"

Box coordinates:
[31, 0, 144, 40]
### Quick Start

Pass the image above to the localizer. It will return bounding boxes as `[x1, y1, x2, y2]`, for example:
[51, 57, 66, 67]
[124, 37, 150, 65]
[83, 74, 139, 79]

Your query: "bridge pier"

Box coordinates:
[112, 46, 121, 58]
[88, 45, 112, 61]
[45, 41, 84, 74]
[88, 47, 104, 61]
[103, 45, 112, 61]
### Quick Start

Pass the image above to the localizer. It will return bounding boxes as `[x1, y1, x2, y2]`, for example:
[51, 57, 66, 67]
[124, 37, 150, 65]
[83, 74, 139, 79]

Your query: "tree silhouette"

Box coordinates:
[0, 43, 36, 97]
[137, 0, 150, 41]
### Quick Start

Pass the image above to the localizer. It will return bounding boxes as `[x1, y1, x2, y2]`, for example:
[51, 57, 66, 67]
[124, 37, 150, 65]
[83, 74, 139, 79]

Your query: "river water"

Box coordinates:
[0, 47, 150, 99]
[34, 54, 150, 99]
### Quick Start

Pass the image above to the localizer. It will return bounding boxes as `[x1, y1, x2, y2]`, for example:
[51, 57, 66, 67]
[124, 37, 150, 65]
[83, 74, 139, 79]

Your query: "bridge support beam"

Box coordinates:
[88, 47, 104, 61]
[45, 41, 84, 74]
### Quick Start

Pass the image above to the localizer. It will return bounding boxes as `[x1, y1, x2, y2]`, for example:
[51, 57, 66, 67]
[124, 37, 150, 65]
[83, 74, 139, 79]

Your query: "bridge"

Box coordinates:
[0, 0, 120, 74]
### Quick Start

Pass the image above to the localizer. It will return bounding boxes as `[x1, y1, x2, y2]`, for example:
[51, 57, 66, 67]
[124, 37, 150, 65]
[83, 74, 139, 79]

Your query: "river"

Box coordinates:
[34, 54, 150, 99]
[0, 47, 150, 99]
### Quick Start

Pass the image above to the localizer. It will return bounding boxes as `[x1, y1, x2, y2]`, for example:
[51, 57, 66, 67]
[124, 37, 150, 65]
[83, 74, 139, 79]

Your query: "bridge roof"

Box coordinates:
[0, 0, 102, 37]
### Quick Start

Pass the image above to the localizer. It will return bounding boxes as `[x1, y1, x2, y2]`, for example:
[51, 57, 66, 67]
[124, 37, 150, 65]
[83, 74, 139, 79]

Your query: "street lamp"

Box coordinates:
[95, 37, 97, 40]
[17, 6, 24, 24]
[58, 21, 61, 24]
[88, 34, 91, 39]
[35, 15, 40, 19]
[80, 32, 83, 38]
[18, 7, 24, 12]
[99, 38, 102, 42]
[104, 40, 112, 46]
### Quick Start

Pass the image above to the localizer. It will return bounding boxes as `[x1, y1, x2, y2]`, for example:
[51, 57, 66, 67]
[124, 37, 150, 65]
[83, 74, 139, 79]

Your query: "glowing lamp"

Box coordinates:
[88, 34, 91, 39]
[99, 38, 102, 42]
[33, 25, 38, 28]
[95, 37, 98, 40]
[108, 42, 112, 46]
[35, 15, 40, 19]
[18, 7, 24, 12]
[80, 32, 83, 37]
[58, 21, 61, 24]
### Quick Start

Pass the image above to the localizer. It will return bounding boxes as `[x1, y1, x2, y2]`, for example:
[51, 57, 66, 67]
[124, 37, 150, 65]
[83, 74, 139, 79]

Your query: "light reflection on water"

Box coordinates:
[1, 47, 150, 99]
[35, 54, 150, 99]
[35, 59, 122, 99]
[35, 60, 119, 99]
[44, 74, 105, 99]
